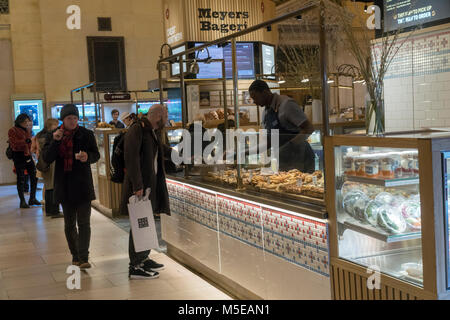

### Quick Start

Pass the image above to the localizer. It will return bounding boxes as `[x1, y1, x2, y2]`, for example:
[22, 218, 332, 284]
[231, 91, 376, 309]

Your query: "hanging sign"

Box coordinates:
[104, 93, 131, 101]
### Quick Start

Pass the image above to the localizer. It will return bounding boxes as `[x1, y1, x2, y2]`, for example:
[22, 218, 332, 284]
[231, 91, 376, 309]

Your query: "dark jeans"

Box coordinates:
[61, 202, 92, 262]
[45, 189, 60, 215]
[129, 230, 150, 267]
[15, 160, 37, 202]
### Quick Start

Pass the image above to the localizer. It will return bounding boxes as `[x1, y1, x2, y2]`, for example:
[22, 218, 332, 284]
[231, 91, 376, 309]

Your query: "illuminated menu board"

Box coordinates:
[384, 0, 450, 32]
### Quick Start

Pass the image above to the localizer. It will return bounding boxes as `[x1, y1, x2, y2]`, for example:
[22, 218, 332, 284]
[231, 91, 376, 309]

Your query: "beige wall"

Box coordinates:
[0, 38, 16, 184]
[38, 0, 165, 106]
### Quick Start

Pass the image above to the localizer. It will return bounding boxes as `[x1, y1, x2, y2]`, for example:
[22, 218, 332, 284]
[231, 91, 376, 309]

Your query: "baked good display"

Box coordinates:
[205, 168, 324, 199]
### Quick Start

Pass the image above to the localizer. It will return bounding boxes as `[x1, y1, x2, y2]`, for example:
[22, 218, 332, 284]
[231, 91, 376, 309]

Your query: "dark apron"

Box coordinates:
[264, 107, 315, 173]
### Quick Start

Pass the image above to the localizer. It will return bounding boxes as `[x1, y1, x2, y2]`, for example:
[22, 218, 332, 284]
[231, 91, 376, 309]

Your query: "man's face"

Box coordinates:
[123, 117, 132, 127]
[112, 112, 119, 121]
[63, 115, 79, 130]
[249, 90, 267, 107]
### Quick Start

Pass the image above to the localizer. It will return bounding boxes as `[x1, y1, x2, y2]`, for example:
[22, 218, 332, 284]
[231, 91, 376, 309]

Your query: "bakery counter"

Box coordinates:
[162, 174, 332, 300]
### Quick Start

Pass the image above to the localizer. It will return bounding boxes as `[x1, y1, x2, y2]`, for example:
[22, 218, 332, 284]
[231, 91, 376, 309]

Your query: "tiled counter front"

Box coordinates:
[163, 179, 331, 300]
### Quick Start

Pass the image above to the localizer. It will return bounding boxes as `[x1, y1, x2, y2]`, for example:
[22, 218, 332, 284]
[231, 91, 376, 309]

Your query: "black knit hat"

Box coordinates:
[60, 104, 79, 121]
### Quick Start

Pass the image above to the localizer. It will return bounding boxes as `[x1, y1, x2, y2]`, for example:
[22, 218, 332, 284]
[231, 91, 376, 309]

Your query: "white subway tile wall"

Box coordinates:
[167, 180, 330, 277]
[382, 26, 450, 132]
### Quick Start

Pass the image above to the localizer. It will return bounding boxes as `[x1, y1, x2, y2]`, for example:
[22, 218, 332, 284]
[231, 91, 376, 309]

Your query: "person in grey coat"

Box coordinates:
[123, 104, 171, 280]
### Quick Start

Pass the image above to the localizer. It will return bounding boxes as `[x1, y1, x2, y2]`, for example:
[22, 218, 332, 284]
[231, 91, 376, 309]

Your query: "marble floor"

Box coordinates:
[0, 184, 232, 300]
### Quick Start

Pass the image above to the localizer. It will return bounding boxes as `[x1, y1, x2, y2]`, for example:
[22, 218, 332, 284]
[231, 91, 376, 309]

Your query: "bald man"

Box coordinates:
[123, 104, 171, 280]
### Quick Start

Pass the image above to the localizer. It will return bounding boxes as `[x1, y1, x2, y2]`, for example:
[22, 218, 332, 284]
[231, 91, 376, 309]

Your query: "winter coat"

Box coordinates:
[36, 132, 56, 190]
[8, 125, 32, 165]
[42, 126, 100, 205]
[123, 118, 170, 215]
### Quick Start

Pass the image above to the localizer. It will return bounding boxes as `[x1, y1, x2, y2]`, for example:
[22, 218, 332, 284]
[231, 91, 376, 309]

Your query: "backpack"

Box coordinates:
[110, 131, 126, 183]
[5, 141, 13, 160]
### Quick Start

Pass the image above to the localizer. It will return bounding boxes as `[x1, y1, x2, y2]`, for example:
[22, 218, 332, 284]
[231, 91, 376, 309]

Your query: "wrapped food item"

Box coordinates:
[400, 151, 415, 177]
[353, 195, 370, 222]
[343, 191, 366, 217]
[377, 205, 407, 234]
[364, 200, 384, 226]
[375, 192, 395, 205]
[400, 200, 421, 230]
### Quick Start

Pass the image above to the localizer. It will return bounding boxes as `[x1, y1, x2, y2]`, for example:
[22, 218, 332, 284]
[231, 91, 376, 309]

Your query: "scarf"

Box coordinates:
[58, 125, 79, 172]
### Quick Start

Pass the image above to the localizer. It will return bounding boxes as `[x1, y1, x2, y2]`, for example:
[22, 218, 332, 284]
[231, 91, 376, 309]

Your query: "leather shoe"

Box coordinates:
[20, 200, 30, 209]
[29, 199, 42, 206]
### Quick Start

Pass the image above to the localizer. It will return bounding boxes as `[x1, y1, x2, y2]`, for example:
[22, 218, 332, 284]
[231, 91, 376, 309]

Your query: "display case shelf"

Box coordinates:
[345, 175, 420, 187]
[338, 214, 421, 243]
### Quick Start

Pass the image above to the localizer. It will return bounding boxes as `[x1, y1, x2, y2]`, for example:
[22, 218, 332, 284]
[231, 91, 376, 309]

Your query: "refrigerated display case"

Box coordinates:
[325, 131, 450, 300]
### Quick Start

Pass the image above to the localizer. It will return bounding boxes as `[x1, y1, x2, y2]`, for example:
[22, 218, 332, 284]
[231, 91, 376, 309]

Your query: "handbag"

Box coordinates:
[127, 188, 159, 252]
[36, 153, 50, 172]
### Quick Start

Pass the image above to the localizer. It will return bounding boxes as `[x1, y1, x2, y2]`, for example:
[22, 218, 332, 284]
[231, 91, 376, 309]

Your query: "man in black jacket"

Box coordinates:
[124, 104, 170, 280]
[42, 104, 100, 269]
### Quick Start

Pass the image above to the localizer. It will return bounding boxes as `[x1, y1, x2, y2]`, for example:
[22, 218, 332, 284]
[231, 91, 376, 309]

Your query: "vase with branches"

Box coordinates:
[338, 4, 414, 135]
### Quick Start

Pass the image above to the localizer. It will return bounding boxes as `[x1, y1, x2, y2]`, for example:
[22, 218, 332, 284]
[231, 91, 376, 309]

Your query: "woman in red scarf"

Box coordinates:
[8, 113, 41, 208]
[42, 104, 100, 269]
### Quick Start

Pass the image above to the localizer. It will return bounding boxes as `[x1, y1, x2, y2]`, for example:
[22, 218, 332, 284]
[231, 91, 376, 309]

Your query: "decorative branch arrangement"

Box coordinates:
[337, 3, 415, 135]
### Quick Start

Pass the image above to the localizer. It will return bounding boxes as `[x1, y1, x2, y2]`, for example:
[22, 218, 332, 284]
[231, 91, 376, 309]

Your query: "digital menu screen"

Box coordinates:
[194, 42, 255, 79]
[261, 44, 275, 76]
[384, 0, 450, 32]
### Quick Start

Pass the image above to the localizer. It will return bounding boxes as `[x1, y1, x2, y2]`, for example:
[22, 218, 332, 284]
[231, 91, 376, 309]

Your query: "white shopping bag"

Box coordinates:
[128, 188, 160, 252]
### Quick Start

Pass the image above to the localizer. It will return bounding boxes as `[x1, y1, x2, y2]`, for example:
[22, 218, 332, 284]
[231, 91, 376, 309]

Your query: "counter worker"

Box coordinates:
[110, 109, 125, 129]
[249, 80, 315, 173]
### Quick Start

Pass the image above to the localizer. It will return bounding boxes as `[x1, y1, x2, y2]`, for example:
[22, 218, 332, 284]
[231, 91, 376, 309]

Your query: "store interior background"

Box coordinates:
[0, 0, 448, 181]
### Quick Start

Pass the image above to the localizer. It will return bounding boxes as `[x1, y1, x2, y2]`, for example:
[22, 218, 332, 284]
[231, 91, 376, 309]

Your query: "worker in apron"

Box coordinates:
[249, 80, 315, 173]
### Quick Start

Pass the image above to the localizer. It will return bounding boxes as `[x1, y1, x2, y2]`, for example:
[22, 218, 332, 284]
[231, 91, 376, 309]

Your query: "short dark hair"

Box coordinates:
[111, 109, 119, 116]
[15, 113, 31, 127]
[249, 80, 270, 93]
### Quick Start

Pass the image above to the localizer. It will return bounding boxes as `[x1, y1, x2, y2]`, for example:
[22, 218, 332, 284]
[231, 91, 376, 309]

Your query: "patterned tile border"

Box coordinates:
[167, 179, 330, 277]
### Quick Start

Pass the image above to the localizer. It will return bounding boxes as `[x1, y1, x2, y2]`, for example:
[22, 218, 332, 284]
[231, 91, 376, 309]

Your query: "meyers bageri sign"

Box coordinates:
[198, 8, 249, 33]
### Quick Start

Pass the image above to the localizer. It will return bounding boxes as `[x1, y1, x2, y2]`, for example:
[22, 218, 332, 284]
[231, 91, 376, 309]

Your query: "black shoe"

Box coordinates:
[79, 261, 91, 270]
[129, 266, 159, 280]
[28, 199, 42, 206]
[142, 258, 165, 272]
[20, 200, 30, 209]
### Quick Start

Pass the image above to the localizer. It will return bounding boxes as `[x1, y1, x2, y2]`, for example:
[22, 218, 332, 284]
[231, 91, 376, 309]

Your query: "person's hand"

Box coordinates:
[134, 189, 144, 197]
[75, 151, 88, 163]
[53, 129, 63, 141]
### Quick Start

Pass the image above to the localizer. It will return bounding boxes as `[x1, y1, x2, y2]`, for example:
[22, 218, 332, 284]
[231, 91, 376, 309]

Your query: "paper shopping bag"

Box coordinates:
[127, 188, 160, 252]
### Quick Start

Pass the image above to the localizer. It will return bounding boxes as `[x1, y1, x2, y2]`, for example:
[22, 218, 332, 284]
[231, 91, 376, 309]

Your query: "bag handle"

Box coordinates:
[128, 188, 151, 204]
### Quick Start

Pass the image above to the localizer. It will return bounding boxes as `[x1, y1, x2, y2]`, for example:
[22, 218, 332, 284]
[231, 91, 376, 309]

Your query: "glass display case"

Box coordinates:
[173, 126, 325, 208]
[93, 128, 124, 217]
[325, 131, 450, 300]
[335, 145, 423, 286]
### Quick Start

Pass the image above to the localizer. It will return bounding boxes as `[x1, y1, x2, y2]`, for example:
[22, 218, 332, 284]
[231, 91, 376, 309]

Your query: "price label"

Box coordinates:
[313, 176, 317, 185]
[267, 177, 271, 184]
[249, 171, 253, 181]
[297, 178, 303, 188]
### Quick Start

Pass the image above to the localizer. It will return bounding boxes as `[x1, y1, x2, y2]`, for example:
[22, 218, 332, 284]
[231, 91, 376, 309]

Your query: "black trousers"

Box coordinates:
[129, 230, 150, 267]
[61, 202, 92, 262]
[15, 160, 37, 202]
[45, 189, 60, 215]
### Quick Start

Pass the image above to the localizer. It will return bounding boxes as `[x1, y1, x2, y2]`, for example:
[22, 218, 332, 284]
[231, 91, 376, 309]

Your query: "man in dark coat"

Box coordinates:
[123, 104, 170, 280]
[42, 104, 100, 269]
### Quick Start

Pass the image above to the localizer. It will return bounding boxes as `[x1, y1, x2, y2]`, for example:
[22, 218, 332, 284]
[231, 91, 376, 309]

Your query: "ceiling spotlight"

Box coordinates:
[364, 4, 368, 12]
[278, 76, 286, 84]
[296, 15, 302, 20]
[301, 76, 309, 83]
[267, 25, 272, 32]
[327, 78, 334, 84]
